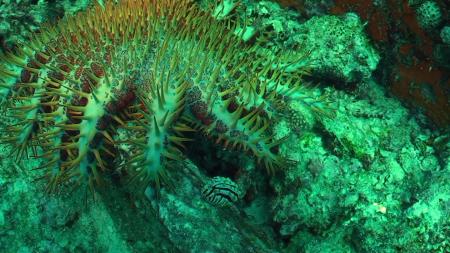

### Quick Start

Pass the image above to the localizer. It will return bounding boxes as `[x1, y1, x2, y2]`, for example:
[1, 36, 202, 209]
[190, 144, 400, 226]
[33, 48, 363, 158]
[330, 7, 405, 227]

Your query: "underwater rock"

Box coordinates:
[293, 13, 380, 84]
[0, 0, 97, 49]
[210, 1, 380, 85]
[0, 0, 48, 48]
[0, 145, 134, 252]
[151, 160, 279, 253]
[271, 80, 448, 252]
[0, 142, 279, 252]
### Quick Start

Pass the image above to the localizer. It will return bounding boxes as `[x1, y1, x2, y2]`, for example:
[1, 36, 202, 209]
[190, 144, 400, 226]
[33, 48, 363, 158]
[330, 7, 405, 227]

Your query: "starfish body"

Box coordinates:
[0, 0, 324, 192]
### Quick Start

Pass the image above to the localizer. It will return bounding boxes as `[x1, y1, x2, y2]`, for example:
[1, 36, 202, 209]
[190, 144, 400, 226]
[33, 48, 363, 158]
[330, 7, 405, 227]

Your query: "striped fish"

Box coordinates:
[201, 176, 243, 207]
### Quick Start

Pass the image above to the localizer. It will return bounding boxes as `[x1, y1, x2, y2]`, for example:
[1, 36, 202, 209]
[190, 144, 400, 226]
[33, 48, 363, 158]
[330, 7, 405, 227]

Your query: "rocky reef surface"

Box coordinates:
[0, 1, 448, 252]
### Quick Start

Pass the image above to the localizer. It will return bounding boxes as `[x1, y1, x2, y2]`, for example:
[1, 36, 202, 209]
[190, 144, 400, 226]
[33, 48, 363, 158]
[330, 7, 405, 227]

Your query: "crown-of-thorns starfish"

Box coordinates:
[0, 0, 330, 193]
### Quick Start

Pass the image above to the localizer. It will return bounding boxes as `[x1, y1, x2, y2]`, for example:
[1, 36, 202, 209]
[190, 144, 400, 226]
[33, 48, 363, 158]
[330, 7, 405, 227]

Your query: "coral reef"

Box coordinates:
[275, 0, 334, 18]
[0, 0, 99, 50]
[0, 0, 49, 48]
[440, 25, 450, 44]
[330, 0, 450, 127]
[293, 13, 380, 84]
[1, 0, 449, 252]
[415, 0, 442, 29]
[271, 81, 449, 252]
[209, 0, 380, 84]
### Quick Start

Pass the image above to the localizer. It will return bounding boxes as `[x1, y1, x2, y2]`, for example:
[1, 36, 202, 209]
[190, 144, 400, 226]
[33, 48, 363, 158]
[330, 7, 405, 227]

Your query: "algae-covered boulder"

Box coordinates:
[271, 81, 449, 252]
[293, 13, 380, 84]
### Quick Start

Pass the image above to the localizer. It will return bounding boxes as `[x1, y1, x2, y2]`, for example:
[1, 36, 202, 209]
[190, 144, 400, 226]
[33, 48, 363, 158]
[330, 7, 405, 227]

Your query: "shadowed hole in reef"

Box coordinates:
[183, 131, 243, 179]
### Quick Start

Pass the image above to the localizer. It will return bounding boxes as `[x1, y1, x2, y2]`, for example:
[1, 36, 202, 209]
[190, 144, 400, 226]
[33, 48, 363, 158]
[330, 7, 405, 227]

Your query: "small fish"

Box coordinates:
[201, 176, 243, 207]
